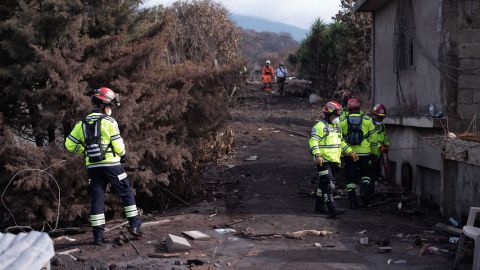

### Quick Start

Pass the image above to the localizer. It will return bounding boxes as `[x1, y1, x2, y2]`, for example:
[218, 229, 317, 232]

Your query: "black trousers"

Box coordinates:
[315, 162, 339, 210]
[345, 155, 374, 197]
[87, 165, 141, 240]
[277, 77, 286, 94]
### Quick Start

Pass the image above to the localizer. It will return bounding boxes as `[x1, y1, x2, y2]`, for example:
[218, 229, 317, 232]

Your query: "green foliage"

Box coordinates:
[295, 0, 372, 97]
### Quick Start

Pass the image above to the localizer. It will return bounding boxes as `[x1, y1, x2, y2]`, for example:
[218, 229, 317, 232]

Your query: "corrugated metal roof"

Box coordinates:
[0, 231, 54, 270]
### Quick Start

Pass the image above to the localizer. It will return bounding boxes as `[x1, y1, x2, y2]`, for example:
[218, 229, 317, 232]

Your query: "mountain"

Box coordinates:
[231, 14, 308, 42]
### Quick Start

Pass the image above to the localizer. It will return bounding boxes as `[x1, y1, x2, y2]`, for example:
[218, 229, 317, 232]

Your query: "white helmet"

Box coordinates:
[266, 60, 271, 65]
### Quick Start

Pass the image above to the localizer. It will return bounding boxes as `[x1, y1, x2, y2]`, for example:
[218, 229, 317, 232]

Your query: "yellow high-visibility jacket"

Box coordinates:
[370, 121, 390, 157]
[309, 120, 353, 164]
[65, 112, 126, 168]
[339, 113, 376, 156]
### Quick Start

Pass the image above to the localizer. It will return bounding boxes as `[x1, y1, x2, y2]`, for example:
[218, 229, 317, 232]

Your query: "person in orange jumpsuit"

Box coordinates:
[262, 60, 275, 92]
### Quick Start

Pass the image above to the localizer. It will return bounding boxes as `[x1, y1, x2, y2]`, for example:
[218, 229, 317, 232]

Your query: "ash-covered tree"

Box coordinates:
[0, 0, 241, 227]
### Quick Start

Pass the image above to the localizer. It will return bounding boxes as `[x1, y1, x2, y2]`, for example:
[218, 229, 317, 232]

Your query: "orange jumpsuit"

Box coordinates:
[262, 65, 275, 91]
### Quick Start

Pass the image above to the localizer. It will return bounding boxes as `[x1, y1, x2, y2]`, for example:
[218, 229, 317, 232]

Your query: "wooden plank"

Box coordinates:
[148, 253, 180, 258]
[434, 223, 461, 236]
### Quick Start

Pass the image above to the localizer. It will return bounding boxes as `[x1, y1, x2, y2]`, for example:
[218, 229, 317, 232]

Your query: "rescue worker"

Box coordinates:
[275, 63, 288, 96]
[370, 104, 389, 183]
[309, 101, 359, 217]
[262, 60, 275, 92]
[339, 98, 376, 208]
[65, 87, 142, 245]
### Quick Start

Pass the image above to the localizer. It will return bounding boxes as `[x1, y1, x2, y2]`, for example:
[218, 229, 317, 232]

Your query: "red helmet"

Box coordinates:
[322, 101, 343, 116]
[347, 98, 361, 111]
[372, 104, 387, 117]
[91, 87, 120, 107]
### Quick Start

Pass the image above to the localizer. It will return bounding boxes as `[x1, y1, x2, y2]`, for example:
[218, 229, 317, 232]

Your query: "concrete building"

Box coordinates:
[355, 0, 480, 221]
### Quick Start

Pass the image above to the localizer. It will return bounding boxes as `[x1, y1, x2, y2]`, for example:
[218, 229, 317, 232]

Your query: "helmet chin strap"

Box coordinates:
[105, 107, 112, 116]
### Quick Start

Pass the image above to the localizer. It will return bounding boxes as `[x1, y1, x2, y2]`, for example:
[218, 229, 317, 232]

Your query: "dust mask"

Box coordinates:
[105, 107, 112, 116]
[331, 117, 340, 125]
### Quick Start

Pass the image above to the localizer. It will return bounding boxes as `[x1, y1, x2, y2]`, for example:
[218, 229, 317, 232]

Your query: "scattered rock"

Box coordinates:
[182, 231, 211, 241]
[214, 228, 236, 234]
[308, 93, 321, 104]
[245, 155, 258, 161]
[414, 236, 423, 246]
[109, 264, 118, 270]
[88, 258, 109, 270]
[51, 257, 66, 268]
[166, 234, 192, 252]
[174, 260, 181, 265]
[187, 259, 205, 266]
[358, 236, 368, 245]
[313, 243, 322, 248]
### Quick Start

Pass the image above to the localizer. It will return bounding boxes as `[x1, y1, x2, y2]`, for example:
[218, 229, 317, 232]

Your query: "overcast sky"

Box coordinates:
[141, 0, 342, 29]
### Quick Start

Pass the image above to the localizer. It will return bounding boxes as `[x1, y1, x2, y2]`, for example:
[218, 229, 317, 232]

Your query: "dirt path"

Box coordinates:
[52, 86, 468, 270]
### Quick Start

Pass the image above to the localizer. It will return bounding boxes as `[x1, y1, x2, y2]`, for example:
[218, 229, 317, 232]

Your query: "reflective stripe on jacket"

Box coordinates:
[339, 113, 376, 155]
[65, 112, 126, 168]
[309, 120, 352, 164]
[370, 121, 390, 156]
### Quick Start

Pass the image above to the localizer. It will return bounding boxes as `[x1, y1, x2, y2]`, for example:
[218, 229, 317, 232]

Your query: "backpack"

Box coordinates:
[82, 115, 107, 162]
[346, 115, 364, 146]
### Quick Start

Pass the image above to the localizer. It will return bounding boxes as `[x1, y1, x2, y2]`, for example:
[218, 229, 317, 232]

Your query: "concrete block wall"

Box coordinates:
[456, 0, 480, 120]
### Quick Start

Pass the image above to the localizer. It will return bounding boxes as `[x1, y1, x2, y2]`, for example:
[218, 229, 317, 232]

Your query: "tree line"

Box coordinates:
[0, 0, 241, 227]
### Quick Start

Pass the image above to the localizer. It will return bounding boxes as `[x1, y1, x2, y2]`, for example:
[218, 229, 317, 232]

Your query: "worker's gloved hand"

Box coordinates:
[120, 154, 127, 163]
[315, 155, 325, 167]
[349, 152, 360, 162]
[380, 145, 389, 153]
[329, 181, 336, 191]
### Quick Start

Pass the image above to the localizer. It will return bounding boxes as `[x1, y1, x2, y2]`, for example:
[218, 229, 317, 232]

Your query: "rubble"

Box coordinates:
[214, 228, 236, 234]
[378, 247, 392, 253]
[435, 223, 462, 236]
[236, 230, 332, 240]
[182, 231, 211, 241]
[166, 234, 192, 252]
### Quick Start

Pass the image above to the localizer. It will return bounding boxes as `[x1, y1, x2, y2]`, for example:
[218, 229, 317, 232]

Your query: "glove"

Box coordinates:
[349, 152, 360, 162]
[120, 154, 127, 164]
[329, 181, 336, 191]
[380, 145, 389, 153]
[315, 155, 325, 166]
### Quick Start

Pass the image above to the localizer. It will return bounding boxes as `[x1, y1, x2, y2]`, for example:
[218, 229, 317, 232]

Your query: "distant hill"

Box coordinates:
[240, 29, 298, 69]
[231, 14, 308, 42]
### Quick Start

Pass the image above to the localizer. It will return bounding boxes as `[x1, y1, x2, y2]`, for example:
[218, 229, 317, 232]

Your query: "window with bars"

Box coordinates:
[394, 0, 415, 72]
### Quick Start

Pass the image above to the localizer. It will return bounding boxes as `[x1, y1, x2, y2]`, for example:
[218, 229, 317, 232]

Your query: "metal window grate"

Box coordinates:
[394, 0, 415, 72]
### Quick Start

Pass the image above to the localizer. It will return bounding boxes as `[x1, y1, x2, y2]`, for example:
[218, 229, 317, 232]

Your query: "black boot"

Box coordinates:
[360, 178, 372, 206]
[314, 194, 328, 214]
[326, 194, 346, 218]
[348, 190, 360, 209]
[130, 227, 144, 238]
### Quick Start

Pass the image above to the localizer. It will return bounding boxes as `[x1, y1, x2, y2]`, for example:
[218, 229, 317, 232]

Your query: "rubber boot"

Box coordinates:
[360, 179, 372, 206]
[92, 227, 106, 246]
[348, 190, 360, 209]
[314, 194, 328, 214]
[326, 194, 346, 218]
